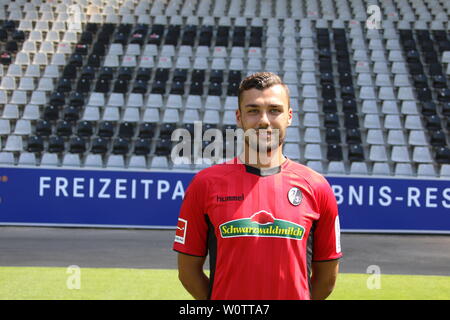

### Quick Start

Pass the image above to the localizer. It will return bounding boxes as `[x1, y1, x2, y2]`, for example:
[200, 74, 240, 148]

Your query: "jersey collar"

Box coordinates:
[235, 156, 290, 177]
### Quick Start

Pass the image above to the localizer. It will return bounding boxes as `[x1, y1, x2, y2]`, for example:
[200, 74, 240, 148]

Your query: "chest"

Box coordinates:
[205, 175, 321, 240]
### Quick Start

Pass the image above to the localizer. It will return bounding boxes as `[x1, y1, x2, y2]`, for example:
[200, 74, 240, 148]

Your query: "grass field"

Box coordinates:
[0, 266, 449, 300]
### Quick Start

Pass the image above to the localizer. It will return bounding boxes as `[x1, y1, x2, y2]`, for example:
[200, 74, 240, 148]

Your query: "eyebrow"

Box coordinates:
[243, 104, 284, 108]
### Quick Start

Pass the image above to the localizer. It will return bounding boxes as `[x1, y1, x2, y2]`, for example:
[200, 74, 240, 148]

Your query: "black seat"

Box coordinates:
[112, 137, 129, 155]
[151, 80, 166, 94]
[155, 138, 172, 156]
[36, 120, 52, 136]
[77, 121, 94, 137]
[348, 144, 364, 162]
[208, 82, 222, 96]
[27, 136, 44, 153]
[327, 144, 343, 161]
[134, 138, 151, 155]
[118, 122, 135, 138]
[170, 81, 185, 95]
[160, 123, 177, 138]
[98, 121, 115, 138]
[118, 67, 134, 81]
[48, 136, 65, 153]
[435, 146, 450, 164]
[139, 122, 156, 139]
[91, 137, 109, 154]
[324, 113, 339, 128]
[429, 130, 447, 146]
[346, 128, 362, 144]
[43, 105, 59, 121]
[69, 136, 86, 154]
[325, 128, 341, 144]
[56, 120, 72, 137]
[344, 113, 359, 129]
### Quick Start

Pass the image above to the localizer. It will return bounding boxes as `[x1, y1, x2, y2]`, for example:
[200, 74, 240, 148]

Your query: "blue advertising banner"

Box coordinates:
[0, 167, 449, 233]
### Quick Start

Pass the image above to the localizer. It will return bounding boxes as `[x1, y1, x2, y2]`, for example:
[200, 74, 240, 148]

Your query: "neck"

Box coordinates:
[239, 144, 287, 169]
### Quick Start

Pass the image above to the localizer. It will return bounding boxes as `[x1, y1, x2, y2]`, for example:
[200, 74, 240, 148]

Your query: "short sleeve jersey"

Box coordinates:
[173, 157, 342, 300]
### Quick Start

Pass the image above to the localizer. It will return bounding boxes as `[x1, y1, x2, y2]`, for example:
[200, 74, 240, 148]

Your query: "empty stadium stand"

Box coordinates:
[0, 0, 449, 177]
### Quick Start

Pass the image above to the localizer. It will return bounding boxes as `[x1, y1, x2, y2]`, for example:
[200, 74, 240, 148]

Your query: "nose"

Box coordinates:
[258, 110, 270, 128]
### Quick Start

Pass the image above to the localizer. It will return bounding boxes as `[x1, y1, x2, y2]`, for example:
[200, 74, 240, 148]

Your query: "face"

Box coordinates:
[236, 84, 292, 155]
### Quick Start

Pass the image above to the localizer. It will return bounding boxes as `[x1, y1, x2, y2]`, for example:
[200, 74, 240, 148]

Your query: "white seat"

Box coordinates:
[394, 163, 413, 176]
[417, 164, 436, 177]
[384, 115, 402, 130]
[0, 119, 10, 135]
[412, 147, 433, 163]
[83, 107, 100, 121]
[142, 108, 160, 123]
[122, 108, 140, 122]
[387, 130, 406, 145]
[10, 90, 28, 104]
[0, 76, 16, 90]
[394, 74, 410, 87]
[285, 127, 300, 143]
[162, 109, 179, 123]
[186, 95, 202, 110]
[129, 155, 147, 169]
[302, 85, 317, 98]
[359, 86, 376, 100]
[18, 152, 36, 166]
[439, 164, 450, 178]
[2, 105, 20, 120]
[369, 145, 388, 162]
[304, 127, 321, 143]
[304, 144, 322, 160]
[378, 87, 396, 100]
[22, 105, 40, 120]
[0, 152, 15, 165]
[88, 92, 105, 107]
[404, 115, 423, 130]
[102, 107, 120, 121]
[127, 94, 144, 108]
[107, 93, 124, 107]
[327, 161, 345, 174]
[366, 129, 384, 145]
[182, 109, 200, 123]
[29, 91, 46, 105]
[364, 114, 381, 129]
[306, 161, 324, 173]
[146, 94, 163, 108]
[167, 95, 183, 109]
[391, 146, 410, 162]
[284, 143, 300, 160]
[350, 162, 368, 175]
[408, 130, 427, 146]
[151, 156, 169, 169]
[84, 154, 103, 168]
[372, 162, 391, 176]
[381, 101, 399, 114]
[303, 113, 320, 127]
[4, 135, 23, 151]
[13, 120, 32, 135]
[158, 56, 172, 69]
[357, 73, 373, 86]
[106, 155, 125, 168]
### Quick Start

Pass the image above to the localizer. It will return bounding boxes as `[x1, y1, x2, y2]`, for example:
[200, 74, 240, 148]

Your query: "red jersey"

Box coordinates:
[173, 157, 342, 300]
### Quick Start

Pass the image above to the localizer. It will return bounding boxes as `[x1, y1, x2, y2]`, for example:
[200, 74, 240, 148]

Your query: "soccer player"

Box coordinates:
[173, 72, 342, 300]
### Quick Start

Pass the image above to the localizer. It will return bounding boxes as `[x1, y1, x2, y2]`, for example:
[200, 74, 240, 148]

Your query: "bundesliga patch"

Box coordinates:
[175, 218, 187, 244]
[288, 187, 302, 206]
[219, 210, 305, 240]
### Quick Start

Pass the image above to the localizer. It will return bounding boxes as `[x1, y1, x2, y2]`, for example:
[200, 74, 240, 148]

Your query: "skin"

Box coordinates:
[178, 84, 339, 300]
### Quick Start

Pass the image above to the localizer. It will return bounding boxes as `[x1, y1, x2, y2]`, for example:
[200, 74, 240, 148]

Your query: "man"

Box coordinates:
[173, 72, 342, 300]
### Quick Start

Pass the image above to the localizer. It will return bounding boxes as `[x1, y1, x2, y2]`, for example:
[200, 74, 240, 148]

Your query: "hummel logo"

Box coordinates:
[217, 194, 245, 202]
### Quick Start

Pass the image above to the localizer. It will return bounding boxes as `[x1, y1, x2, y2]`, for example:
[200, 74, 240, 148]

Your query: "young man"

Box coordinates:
[173, 72, 342, 300]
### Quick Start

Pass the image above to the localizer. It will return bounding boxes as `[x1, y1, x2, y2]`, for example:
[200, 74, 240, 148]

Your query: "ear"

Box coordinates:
[236, 108, 242, 128]
[287, 107, 293, 126]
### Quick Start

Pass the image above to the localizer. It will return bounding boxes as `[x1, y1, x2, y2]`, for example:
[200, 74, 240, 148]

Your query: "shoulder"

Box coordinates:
[192, 159, 242, 184]
[285, 160, 330, 189]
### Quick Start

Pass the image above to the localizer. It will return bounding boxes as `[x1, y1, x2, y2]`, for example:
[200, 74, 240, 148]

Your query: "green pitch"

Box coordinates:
[0, 266, 449, 300]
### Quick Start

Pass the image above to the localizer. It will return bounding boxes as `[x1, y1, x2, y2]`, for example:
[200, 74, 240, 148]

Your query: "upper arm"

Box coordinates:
[178, 253, 206, 274]
[311, 259, 339, 280]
